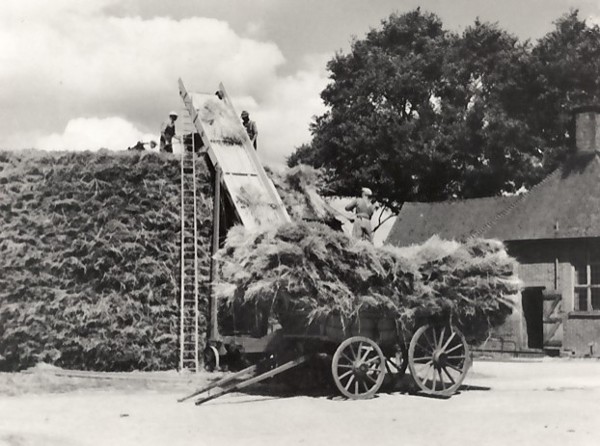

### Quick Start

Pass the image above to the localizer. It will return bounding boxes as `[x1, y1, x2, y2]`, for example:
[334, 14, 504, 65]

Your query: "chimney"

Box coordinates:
[573, 105, 600, 154]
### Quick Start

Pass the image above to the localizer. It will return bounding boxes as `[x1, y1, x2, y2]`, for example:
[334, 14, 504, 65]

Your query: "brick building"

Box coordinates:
[386, 107, 600, 357]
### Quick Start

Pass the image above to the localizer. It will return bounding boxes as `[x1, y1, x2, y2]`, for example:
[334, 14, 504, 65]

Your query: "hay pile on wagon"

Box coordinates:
[215, 222, 520, 344]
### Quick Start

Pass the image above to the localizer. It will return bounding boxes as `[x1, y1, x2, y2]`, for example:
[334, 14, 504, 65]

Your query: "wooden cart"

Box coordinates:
[279, 310, 471, 399]
[182, 309, 471, 405]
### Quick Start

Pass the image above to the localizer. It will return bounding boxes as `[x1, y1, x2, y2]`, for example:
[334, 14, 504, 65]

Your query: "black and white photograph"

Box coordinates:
[1, 1, 600, 445]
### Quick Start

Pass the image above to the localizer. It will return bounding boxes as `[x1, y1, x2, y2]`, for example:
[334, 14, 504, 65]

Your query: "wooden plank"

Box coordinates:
[178, 78, 290, 231]
[542, 289, 563, 347]
[209, 165, 221, 342]
[178, 363, 257, 402]
[194, 355, 310, 405]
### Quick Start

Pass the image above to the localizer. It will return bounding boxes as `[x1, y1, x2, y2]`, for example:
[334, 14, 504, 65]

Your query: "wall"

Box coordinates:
[564, 314, 600, 357]
[502, 239, 600, 356]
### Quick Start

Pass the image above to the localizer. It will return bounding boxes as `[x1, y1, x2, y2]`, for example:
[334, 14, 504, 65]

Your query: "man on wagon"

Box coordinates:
[345, 187, 375, 242]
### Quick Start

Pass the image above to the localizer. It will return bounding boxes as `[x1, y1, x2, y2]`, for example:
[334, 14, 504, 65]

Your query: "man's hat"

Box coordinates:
[361, 187, 373, 196]
[169, 111, 178, 117]
[241, 110, 249, 118]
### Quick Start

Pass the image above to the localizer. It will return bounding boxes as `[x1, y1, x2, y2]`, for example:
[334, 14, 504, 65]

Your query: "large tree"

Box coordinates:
[529, 10, 600, 166]
[290, 9, 600, 211]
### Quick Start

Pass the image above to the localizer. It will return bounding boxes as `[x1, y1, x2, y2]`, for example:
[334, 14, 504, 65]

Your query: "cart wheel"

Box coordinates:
[331, 336, 386, 399]
[408, 324, 470, 396]
[203, 346, 220, 372]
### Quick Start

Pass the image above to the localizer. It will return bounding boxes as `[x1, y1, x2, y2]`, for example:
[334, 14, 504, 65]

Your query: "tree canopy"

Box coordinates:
[289, 9, 600, 211]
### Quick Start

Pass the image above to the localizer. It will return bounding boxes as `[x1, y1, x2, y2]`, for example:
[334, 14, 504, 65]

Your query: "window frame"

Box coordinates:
[573, 259, 600, 313]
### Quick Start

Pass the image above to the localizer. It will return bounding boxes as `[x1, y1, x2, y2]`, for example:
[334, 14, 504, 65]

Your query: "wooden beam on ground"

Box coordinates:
[194, 355, 310, 406]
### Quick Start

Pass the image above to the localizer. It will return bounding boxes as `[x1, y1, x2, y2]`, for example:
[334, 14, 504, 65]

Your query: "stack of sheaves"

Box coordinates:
[215, 223, 520, 345]
[0, 150, 213, 371]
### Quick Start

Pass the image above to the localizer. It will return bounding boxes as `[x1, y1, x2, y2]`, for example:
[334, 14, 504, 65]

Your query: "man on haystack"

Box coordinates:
[160, 111, 179, 153]
[127, 141, 157, 151]
[241, 110, 258, 150]
[345, 187, 375, 242]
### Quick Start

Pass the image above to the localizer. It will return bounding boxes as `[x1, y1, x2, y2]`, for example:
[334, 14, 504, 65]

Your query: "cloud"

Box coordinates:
[254, 55, 329, 166]
[0, 1, 328, 164]
[36, 117, 155, 151]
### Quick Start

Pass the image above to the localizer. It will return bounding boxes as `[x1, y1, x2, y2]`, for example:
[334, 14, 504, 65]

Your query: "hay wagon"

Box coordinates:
[175, 80, 472, 406]
[279, 310, 471, 399]
[183, 308, 471, 405]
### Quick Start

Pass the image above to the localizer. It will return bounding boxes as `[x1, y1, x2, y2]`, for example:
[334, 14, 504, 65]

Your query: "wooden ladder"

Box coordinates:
[179, 109, 201, 372]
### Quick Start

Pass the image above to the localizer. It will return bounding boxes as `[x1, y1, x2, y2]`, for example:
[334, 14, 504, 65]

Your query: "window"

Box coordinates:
[574, 263, 600, 311]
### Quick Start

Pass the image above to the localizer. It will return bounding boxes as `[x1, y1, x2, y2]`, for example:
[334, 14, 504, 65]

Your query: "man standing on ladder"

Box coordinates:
[160, 111, 179, 153]
[241, 110, 258, 150]
[345, 187, 375, 242]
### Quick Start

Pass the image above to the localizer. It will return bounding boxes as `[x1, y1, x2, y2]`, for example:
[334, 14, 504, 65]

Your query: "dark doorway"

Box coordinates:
[522, 288, 544, 349]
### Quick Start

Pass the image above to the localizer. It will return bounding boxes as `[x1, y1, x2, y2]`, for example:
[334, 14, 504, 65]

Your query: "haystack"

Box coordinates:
[197, 96, 246, 145]
[268, 165, 342, 227]
[215, 222, 520, 345]
[0, 150, 213, 371]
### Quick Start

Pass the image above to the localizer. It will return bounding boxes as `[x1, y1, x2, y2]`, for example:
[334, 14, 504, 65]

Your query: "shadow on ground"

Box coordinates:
[190, 363, 491, 406]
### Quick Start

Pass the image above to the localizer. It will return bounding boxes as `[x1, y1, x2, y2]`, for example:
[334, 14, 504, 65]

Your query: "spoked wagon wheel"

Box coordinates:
[203, 345, 220, 372]
[408, 324, 470, 396]
[331, 336, 386, 399]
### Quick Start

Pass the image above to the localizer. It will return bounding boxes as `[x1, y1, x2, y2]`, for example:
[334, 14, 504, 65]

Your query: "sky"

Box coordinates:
[1, 0, 600, 167]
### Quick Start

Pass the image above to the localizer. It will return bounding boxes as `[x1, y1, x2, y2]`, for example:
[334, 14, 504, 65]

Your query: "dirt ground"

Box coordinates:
[1, 358, 599, 446]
